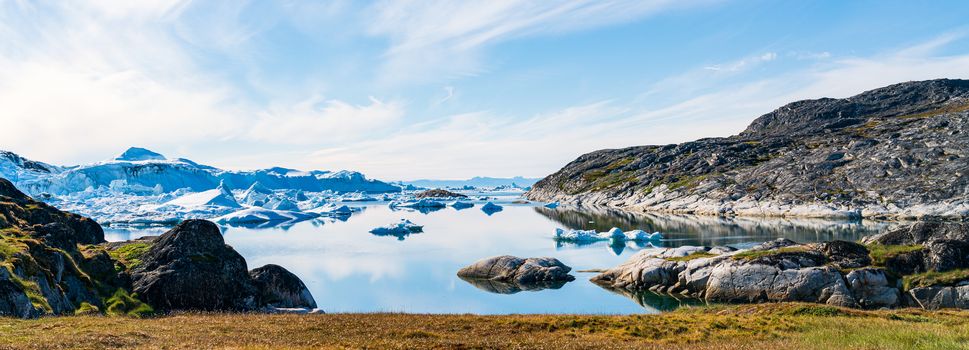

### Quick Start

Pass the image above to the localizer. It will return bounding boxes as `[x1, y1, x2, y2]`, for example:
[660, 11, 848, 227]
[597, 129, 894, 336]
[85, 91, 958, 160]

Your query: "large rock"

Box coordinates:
[0, 268, 36, 318]
[457, 256, 575, 288]
[704, 262, 855, 307]
[130, 220, 259, 311]
[250, 264, 316, 309]
[907, 284, 969, 309]
[845, 268, 899, 308]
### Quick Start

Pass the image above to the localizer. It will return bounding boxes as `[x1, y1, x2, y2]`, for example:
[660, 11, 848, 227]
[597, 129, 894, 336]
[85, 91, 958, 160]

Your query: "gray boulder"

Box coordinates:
[907, 284, 969, 309]
[457, 256, 574, 291]
[250, 264, 317, 309]
[845, 268, 899, 308]
[704, 262, 856, 307]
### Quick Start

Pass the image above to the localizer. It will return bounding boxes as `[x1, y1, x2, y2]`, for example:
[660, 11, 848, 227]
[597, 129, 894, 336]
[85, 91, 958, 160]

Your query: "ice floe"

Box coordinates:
[553, 227, 663, 243]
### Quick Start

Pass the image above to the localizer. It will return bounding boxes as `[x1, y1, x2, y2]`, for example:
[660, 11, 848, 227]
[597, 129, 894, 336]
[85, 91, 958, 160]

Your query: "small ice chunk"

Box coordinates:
[481, 201, 503, 214]
[544, 202, 559, 209]
[450, 200, 474, 209]
[369, 219, 424, 239]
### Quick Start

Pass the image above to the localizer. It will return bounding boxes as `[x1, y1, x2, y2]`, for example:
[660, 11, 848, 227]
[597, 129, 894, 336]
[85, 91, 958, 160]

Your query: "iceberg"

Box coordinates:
[450, 200, 474, 209]
[369, 219, 424, 239]
[544, 202, 559, 209]
[164, 181, 241, 209]
[306, 204, 355, 216]
[553, 227, 663, 243]
[481, 202, 503, 215]
[216, 207, 318, 225]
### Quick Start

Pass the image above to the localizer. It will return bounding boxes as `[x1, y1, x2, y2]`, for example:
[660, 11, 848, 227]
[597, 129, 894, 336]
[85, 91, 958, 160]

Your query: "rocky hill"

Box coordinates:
[0, 178, 315, 317]
[526, 79, 969, 220]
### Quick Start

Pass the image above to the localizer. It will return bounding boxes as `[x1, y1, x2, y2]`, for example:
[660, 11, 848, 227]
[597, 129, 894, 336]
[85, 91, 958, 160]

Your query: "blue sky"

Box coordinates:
[1, 0, 968, 180]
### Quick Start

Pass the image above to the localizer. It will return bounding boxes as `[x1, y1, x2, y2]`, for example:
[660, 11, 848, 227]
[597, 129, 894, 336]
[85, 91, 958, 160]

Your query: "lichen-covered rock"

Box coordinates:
[250, 264, 317, 309]
[817, 240, 871, 269]
[0, 268, 37, 318]
[704, 262, 855, 307]
[526, 79, 969, 220]
[457, 256, 574, 289]
[130, 220, 259, 311]
[907, 284, 969, 309]
[845, 268, 899, 308]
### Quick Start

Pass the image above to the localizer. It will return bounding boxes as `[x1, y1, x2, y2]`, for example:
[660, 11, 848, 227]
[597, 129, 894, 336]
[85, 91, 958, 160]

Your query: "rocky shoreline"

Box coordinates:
[589, 221, 969, 310]
[526, 79, 969, 221]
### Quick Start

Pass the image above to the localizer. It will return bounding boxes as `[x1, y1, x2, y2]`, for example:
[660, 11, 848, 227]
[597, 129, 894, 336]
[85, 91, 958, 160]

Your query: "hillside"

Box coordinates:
[526, 79, 969, 219]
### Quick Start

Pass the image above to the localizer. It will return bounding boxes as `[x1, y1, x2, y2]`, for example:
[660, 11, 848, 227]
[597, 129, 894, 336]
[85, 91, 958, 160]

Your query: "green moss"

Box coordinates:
[897, 103, 969, 120]
[105, 289, 154, 318]
[665, 252, 718, 262]
[667, 174, 710, 191]
[2, 265, 51, 313]
[732, 246, 810, 261]
[867, 243, 923, 267]
[74, 302, 100, 316]
[604, 157, 634, 171]
[903, 268, 969, 290]
[108, 242, 152, 270]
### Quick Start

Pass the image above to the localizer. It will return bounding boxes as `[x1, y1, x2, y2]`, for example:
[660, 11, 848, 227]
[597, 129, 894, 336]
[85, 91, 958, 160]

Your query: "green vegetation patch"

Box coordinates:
[665, 252, 718, 262]
[732, 246, 811, 261]
[108, 242, 153, 270]
[74, 302, 101, 316]
[667, 174, 711, 191]
[604, 157, 635, 171]
[105, 289, 154, 318]
[903, 268, 969, 290]
[867, 243, 923, 267]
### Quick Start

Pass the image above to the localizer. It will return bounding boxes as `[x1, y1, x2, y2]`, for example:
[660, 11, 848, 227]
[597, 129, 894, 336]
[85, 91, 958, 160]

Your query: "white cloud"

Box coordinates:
[246, 96, 405, 144]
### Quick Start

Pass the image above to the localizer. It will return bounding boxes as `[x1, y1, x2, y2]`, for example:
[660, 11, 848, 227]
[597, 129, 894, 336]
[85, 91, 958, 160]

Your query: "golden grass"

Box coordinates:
[0, 303, 966, 349]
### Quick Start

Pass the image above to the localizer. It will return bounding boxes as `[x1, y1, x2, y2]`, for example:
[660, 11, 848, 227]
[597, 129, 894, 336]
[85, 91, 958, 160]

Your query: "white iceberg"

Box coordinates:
[306, 204, 355, 216]
[369, 219, 424, 237]
[164, 181, 241, 209]
[216, 207, 318, 225]
[553, 227, 663, 243]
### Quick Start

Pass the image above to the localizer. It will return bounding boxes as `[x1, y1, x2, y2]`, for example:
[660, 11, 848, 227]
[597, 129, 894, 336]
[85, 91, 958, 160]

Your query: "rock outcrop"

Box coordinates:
[527, 79, 969, 220]
[130, 220, 259, 311]
[457, 256, 575, 294]
[592, 222, 969, 310]
[0, 178, 316, 318]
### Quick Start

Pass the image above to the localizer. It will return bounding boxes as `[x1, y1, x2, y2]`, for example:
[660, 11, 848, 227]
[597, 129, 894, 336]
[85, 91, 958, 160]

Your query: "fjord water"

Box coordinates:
[105, 197, 887, 314]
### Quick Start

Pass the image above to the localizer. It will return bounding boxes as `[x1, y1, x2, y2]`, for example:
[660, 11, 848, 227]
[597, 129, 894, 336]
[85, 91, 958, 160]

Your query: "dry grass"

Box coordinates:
[0, 303, 966, 349]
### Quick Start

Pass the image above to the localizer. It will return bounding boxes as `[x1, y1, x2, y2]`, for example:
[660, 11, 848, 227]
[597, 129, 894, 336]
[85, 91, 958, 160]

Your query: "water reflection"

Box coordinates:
[595, 286, 704, 313]
[103, 201, 889, 314]
[535, 206, 888, 248]
[459, 276, 570, 294]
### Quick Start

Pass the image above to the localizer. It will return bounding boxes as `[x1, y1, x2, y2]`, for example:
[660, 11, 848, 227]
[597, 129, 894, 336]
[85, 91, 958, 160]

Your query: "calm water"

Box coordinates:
[104, 197, 889, 314]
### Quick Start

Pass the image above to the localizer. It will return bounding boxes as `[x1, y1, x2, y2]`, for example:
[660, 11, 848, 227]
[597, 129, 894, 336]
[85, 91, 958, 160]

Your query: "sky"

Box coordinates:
[1, 0, 968, 181]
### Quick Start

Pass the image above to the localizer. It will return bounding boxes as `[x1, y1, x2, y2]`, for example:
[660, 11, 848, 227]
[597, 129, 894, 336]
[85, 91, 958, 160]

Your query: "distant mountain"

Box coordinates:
[403, 176, 541, 189]
[527, 79, 969, 220]
[0, 147, 400, 195]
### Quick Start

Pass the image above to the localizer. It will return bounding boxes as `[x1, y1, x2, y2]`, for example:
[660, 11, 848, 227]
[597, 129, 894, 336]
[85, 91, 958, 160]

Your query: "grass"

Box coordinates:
[668, 174, 710, 191]
[107, 242, 152, 270]
[732, 246, 810, 261]
[666, 251, 718, 262]
[868, 243, 924, 267]
[0, 303, 964, 349]
[903, 268, 969, 290]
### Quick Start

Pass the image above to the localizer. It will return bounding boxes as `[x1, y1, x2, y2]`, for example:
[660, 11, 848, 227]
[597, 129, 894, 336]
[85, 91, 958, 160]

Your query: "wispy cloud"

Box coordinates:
[364, 0, 710, 84]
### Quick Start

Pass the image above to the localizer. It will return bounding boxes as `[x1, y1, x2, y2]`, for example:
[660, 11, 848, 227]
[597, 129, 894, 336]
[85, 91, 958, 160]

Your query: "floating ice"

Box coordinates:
[450, 201, 474, 209]
[369, 219, 424, 239]
[553, 227, 663, 242]
[481, 202, 503, 215]
[544, 202, 559, 209]
[216, 207, 318, 225]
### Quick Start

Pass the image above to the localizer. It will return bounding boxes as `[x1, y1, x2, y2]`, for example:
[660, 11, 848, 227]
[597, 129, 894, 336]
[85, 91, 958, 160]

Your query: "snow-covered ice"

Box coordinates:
[216, 207, 318, 225]
[553, 227, 663, 243]
[369, 219, 424, 239]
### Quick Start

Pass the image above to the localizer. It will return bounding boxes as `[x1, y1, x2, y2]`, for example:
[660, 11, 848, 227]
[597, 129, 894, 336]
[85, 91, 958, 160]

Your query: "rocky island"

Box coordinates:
[527, 79, 969, 220]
